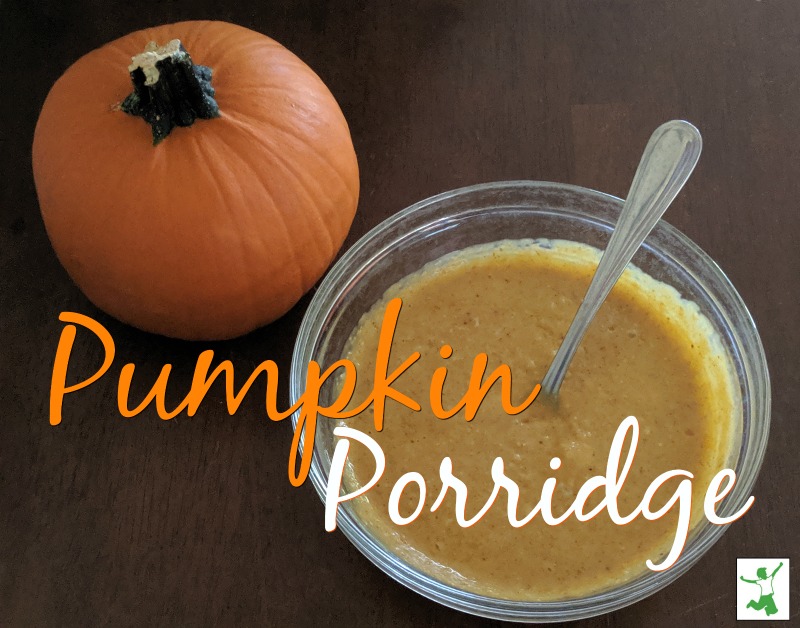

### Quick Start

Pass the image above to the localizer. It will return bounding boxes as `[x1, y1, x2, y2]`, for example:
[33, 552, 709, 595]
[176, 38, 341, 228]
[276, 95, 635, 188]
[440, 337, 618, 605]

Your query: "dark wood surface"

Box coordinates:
[2, 1, 798, 626]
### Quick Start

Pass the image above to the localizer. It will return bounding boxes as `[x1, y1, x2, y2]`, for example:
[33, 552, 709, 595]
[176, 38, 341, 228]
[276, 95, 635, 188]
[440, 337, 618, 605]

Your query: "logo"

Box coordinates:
[737, 558, 790, 620]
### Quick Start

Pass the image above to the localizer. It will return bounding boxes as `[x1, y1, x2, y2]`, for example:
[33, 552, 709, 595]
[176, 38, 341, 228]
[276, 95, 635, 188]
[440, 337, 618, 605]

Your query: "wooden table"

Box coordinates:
[2, 1, 797, 625]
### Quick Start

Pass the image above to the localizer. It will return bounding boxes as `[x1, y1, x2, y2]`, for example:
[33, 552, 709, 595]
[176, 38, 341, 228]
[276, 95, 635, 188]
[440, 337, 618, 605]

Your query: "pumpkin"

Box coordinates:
[33, 21, 359, 340]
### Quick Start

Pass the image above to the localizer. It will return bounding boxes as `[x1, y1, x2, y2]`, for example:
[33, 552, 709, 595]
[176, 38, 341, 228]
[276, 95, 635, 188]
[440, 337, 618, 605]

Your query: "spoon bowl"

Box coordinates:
[540, 120, 703, 397]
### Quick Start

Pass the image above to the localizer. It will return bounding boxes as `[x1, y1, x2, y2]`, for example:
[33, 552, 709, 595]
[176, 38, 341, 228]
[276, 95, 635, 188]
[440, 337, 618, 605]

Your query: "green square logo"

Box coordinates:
[737, 558, 790, 620]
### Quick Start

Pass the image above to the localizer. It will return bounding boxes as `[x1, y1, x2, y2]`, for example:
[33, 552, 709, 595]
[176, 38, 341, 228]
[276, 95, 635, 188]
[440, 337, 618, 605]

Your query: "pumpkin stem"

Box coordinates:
[120, 40, 220, 144]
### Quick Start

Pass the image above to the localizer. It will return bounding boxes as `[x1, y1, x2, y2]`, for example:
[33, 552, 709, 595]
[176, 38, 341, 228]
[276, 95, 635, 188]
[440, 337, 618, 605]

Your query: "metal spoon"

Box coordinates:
[540, 120, 703, 398]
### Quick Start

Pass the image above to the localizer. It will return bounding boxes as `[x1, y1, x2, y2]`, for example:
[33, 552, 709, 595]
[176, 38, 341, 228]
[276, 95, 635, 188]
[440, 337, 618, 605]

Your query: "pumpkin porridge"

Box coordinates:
[337, 239, 737, 600]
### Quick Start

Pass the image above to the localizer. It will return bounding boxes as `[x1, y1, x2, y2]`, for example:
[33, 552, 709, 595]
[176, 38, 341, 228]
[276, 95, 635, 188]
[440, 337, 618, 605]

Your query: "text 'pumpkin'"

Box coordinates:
[33, 21, 359, 340]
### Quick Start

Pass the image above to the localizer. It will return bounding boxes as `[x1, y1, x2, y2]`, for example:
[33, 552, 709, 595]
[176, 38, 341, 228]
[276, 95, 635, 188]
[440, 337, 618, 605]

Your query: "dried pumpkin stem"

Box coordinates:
[120, 40, 220, 144]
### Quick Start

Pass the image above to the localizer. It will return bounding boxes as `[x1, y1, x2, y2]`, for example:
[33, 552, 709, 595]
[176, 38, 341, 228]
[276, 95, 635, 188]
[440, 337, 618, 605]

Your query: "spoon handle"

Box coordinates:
[540, 120, 703, 397]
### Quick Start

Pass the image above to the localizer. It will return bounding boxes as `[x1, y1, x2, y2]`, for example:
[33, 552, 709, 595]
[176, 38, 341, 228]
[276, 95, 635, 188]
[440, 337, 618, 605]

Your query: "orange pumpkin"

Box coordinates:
[33, 21, 359, 340]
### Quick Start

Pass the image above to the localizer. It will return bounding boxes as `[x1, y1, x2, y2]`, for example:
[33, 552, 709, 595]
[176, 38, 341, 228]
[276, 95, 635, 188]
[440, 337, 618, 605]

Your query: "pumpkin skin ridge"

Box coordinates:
[196, 119, 311, 300]
[226, 106, 359, 210]
[134, 115, 313, 336]
[211, 44, 359, 203]
[222, 113, 342, 262]
[185, 130, 272, 323]
[186, 112, 334, 329]
[210, 43, 302, 91]
[215, 73, 359, 286]
[33, 20, 359, 340]
[189, 20, 360, 285]
[245, 134, 339, 283]
[212, 130, 311, 327]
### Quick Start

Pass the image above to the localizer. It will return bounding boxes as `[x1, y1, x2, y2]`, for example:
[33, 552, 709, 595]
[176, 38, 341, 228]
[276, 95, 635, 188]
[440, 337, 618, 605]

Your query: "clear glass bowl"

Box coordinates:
[290, 181, 770, 622]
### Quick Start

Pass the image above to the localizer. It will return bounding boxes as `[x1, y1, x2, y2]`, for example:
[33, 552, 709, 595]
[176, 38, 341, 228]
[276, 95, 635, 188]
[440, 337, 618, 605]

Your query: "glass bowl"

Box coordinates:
[290, 181, 770, 622]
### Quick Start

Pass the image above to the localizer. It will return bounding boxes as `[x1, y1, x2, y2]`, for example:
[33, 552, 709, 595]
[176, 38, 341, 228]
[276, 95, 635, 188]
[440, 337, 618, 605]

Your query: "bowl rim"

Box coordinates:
[290, 179, 771, 622]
